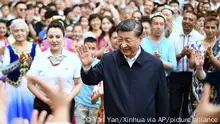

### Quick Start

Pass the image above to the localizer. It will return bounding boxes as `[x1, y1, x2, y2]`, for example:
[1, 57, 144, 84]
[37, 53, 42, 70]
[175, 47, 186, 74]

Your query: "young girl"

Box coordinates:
[92, 82, 104, 124]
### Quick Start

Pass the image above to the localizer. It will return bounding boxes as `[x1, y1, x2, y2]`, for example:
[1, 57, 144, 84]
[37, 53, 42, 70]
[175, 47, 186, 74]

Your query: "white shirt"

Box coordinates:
[170, 29, 205, 72]
[210, 2, 220, 10]
[28, 49, 82, 93]
[124, 48, 141, 67]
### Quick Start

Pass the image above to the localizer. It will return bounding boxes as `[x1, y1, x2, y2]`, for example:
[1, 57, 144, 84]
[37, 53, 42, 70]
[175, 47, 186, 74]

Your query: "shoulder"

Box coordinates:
[192, 30, 205, 40]
[64, 49, 81, 63]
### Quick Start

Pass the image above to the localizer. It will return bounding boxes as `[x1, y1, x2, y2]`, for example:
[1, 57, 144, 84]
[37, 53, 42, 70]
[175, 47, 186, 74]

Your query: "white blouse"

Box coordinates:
[28, 49, 82, 93]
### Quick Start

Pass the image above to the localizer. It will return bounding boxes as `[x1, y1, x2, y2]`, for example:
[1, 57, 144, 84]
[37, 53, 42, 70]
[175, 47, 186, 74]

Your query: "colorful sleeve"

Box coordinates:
[0, 60, 20, 75]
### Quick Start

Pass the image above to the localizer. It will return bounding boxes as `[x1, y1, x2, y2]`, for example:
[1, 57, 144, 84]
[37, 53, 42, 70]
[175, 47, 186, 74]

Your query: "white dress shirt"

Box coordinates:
[28, 49, 82, 93]
[170, 29, 205, 72]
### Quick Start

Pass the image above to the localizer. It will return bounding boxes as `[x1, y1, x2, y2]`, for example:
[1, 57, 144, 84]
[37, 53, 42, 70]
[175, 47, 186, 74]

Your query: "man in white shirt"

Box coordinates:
[169, 11, 205, 122]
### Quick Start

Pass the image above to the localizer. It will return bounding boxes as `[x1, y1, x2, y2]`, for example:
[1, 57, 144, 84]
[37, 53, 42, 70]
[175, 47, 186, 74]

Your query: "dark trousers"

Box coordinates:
[34, 97, 75, 122]
[170, 72, 192, 123]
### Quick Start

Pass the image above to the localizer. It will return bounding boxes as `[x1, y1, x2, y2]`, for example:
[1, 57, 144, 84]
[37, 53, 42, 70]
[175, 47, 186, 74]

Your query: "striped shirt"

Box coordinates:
[170, 29, 205, 72]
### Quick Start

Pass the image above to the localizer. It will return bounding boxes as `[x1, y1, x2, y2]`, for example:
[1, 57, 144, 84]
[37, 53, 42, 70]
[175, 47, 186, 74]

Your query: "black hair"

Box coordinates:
[88, 13, 101, 31]
[169, 0, 179, 6]
[14, 1, 26, 8]
[98, 16, 114, 42]
[203, 2, 211, 7]
[44, 10, 59, 20]
[79, 16, 88, 22]
[183, 10, 197, 19]
[117, 19, 143, 37]
[109, 26, 117, 38]
[73, 4, 81, 10]
[141, 16, 150, 23]
[132, 10, 143, 18]
[26, 4, 34, 10]
[84, 37, 97, 44]
[48, 2, 57, 9]
[64, 7, 73, 16]
[0, 19, 7, 24]
[183, 4, 194, 15]
[73, 23, 82, 30]
[204, 16, 219, 28]
[36, 1, 44, 7]
[197, 2, 203, 13]
[47, 20, 65, 36]
[39, 6, 50, 14]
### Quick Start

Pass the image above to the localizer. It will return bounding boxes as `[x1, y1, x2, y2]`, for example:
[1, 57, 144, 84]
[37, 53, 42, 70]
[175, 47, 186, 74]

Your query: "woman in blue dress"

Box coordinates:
[0, 19, 40, 124]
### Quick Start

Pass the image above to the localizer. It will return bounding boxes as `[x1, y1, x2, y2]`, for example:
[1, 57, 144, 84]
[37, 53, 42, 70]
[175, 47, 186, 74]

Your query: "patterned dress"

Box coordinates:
[189, 40, 220, 119]
[1, 43, 40, 124]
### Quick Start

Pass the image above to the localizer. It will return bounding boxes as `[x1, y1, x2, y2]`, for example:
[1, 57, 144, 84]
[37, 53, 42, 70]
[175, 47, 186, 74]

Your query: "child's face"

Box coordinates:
[85, 42, 97, 56]
[0, 23, 7, 37]
[66, 26, 74, 38]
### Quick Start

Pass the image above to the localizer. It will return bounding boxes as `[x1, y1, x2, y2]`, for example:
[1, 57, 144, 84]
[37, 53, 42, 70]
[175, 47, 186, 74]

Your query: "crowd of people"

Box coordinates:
[0, 0, 220, 124]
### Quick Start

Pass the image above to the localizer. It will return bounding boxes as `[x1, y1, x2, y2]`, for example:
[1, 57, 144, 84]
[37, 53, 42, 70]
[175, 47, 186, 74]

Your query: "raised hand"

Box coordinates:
[77, 44, 94, 68]
[194, 83, 220, 124]
[154, 52, 161, 59]
[195, 51, 205, 68]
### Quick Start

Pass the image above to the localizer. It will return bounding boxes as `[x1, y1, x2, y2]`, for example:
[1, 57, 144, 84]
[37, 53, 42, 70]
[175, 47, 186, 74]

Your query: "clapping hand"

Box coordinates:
[77, 45, 94, 68]
[195, 51, 205, 68]
[205, 46, 213, 58]
[181, 45, 190, 58]
[154, 52, 161, 59]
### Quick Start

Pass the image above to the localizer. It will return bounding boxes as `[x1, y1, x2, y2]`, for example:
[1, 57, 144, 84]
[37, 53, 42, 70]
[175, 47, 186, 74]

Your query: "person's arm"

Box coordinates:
[209, 55, 220, 69]
[109, 4, 120, 19]
[28, 23, 37, 40]
[169, 42, 177, 70]
[0, 48, 20, 77]
[67, 56, 83, 101]
[161, 59, 172, 70]
[156, 62, 169, 119]
[176, 53, 184, 61]
[91, 85, 101, 104]
[81, 57, 104, 85]
[0, 82, 7, 124]
[67, 77, 82, 102]
[196, 66, 206, 80]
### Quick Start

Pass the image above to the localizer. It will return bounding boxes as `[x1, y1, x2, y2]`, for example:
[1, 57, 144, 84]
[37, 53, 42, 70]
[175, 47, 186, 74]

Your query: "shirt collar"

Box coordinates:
[180, 29, 195, 37]
[117, 46, 151, 67]
[46, 48, 68, 58]
[124, 47, 141, 62]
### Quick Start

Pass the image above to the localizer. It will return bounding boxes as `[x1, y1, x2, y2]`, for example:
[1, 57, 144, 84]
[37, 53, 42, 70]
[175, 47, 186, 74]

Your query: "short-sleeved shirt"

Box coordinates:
[28, 48, 82, 93]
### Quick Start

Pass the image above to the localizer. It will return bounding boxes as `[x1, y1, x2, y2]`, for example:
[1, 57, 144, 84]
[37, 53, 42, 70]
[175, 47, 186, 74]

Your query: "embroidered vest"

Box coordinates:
[6, 44, 37, 87]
